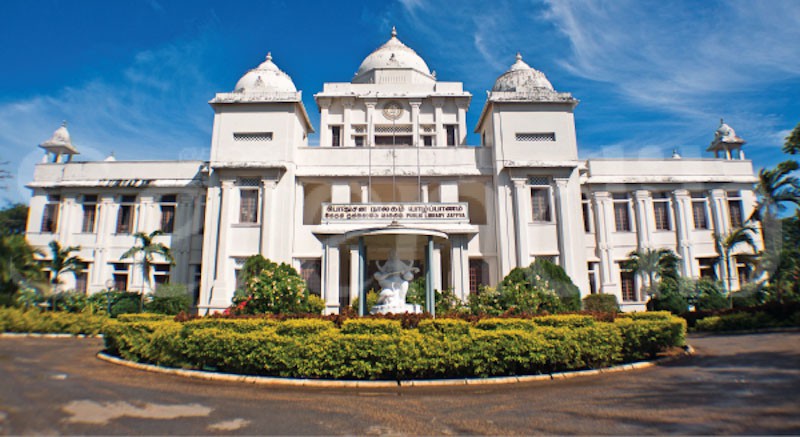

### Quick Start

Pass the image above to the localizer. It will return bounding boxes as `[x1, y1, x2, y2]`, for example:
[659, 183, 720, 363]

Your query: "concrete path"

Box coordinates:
[0, 332, 798, 435]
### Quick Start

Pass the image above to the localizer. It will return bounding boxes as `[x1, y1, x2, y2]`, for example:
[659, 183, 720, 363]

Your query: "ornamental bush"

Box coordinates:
[146, 283, 192, 315]
[101, 313, 687, 380]
[230, 256, 324, 315]
[582, 294, 620, 313]
[0, 307, 106, 336]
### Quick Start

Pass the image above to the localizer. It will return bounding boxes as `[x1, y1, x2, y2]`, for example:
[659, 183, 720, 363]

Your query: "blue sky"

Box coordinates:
[1, 0, 798, 204]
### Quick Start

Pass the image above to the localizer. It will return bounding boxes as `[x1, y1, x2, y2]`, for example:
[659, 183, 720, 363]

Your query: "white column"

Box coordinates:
[512, 179, 530, 268]
[211, 179, 234, 308]
[592, 191, 618, 295]
[673, 189, 696, 278]
[171, 194, 193, 285]
[456, 101, 468, 146]
[709, 189, 729, 235]
[420, 183, 429, 203]
[91, 195, 115, 288]
[410, 100, 421, 147]
[25, 191, 47, 234]
[331, 180, 351, 203]
[432, 243, 442, 293]
[259, 179, 276, 258]
[349, 246, 360, 306]
[553, 178, 582, 286]
[321, 238, 340, 315]
[342, 99, 353, 147]
[439, 180, 459, 202]
[199, 177, 221, 313]
[360, 182, 369, 203]
[633, 190, 654, 250]
[433, 98, 444, 147]
[319, 98, 331, 147]
[450, 235, 470, 300]
[365, 99, 376, 147]
[58, 195, 77, 244]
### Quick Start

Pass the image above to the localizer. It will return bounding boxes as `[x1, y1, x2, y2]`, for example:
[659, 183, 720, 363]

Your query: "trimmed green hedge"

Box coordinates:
[101, 314, 686, 380]
[694, 311, 800, 332]
[0, 307, 107, 336]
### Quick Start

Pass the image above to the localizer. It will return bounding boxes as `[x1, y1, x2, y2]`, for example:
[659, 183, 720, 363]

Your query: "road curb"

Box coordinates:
[96, 344, 695, 389]
[0, 332, 102, 339]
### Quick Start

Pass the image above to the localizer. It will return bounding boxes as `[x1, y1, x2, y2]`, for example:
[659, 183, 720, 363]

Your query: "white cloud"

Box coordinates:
[0, 38, 215, 204]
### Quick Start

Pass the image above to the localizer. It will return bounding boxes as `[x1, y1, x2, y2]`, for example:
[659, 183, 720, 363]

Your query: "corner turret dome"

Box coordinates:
[714, 119, 743, 143]
[352, 27, 434, 84]
[492, 53, 554, 92]
[234, 53, 297, 93]
[39, 121, 78, 155]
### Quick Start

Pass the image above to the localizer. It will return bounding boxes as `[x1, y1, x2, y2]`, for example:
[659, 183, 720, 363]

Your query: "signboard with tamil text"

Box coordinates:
[321, 202, 469, 224]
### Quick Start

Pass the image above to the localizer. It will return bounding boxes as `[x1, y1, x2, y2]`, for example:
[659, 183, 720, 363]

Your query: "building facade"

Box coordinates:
[26, 30, 759, 312]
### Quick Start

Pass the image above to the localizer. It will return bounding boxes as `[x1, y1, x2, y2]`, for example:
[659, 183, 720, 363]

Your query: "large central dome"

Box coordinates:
[353, 27, 433, 83]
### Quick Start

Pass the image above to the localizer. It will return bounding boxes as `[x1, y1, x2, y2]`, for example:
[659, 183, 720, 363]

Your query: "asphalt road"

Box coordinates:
[0, 331, 798, 435]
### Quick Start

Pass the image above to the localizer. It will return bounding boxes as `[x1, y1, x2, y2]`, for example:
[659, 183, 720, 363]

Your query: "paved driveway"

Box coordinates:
[0, 332, 798, 435]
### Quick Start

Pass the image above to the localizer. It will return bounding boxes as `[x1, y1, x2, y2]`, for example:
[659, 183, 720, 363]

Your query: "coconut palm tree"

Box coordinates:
[121, 230, 174, 295]
[750, 160, 800, 272]
[44, 240, 83, 292]
[0, 235, 44, 299]
[622, 248, 680, 298]
[714, 225, 758, 297]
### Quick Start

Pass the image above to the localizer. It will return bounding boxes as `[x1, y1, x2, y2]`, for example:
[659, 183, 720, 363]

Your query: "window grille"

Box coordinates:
[353, 125, 367, 134]
[375, 125, 412, 134]
[233, 132, 273, 142]
[516, 132, 556, 142]
[421, 125, 435, 133]
[528, 176, 550, 186]
[237, 178, 260, 187]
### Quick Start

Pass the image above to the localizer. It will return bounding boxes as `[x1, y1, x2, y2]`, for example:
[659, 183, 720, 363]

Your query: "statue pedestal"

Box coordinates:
[370, 303, 422, 315]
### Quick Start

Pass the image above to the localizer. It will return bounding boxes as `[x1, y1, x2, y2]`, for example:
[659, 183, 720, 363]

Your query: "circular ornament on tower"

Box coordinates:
[382, 101, 404, 120]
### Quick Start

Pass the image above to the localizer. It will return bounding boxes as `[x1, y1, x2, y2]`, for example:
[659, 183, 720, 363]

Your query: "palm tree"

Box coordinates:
[622, 248, 680, 298]
[0, 235, 45, 299]
[714, 226, 758, 297]
[121, 230, 174, 295]
[750, 160, 800, 274]
[45, 240, 83, 292]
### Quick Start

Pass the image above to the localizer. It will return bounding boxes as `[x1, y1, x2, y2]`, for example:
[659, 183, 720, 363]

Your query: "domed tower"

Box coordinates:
[351, 27, 435, 85]
[39, 121, 79, 163]
[476, 53, 587, 294]
[208, 52, 314, 166]
[707, 119, 746, 160]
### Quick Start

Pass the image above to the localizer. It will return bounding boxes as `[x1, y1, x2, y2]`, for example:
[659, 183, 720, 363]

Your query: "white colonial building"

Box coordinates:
[25, 29, 759, 312]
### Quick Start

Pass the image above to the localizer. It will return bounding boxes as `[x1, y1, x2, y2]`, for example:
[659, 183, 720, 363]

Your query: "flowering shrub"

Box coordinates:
[229, 256, 325, 315]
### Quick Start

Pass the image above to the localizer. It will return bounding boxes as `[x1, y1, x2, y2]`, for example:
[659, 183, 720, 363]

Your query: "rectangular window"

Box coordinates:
[331, 126, 342, 147]
[698, 258, 717, 280]
[581, 194, 592, 232]
[620, 269, 636, 302]
[374, 135, 413, 146]
[515, 132, 556, 142]
[300, 259, 322, 296]
[41, 196, 60, 233]
[159, 195, 177, 234]
[445, 125, 457, 146]
[111, 263, 129, 291]
[613, 194, 631, 232]
[153, 263, 170, 287]
[198, 200, 206, 235]
[736, 259, 751, 286]
[692, 195, 709, 229]
[75, 266, 89, 294]
[531, 188, 551, 222]
[469, 259, 488, 295]
[81, 195, 97, 233]
[728, 192, 743, 228]
[423, 135, 434, 147]
[239, 189, 258, 224]
[191, 264, 202, 304]
[653, 194, 671, 231]
[588, 262, 598, 295]
[354, 136, 365, 147]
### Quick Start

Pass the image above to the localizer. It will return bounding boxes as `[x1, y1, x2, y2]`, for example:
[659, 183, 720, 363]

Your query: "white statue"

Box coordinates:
[371, 249, 421, 314]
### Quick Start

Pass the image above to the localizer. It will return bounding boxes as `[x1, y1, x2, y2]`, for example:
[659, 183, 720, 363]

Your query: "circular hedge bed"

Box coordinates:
[102, 312, 686, 380]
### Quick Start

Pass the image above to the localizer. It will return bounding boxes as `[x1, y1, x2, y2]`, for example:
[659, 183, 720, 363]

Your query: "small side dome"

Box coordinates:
[39, 121, 78, 155]
[354, 27, 432, 79]
[234, 53, 297, 93]
[492, 53, 554, 92]
[714, 118, 742, 143]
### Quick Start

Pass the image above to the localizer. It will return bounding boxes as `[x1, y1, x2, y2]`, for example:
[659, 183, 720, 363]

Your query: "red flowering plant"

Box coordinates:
[229, 255, 325, 315]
